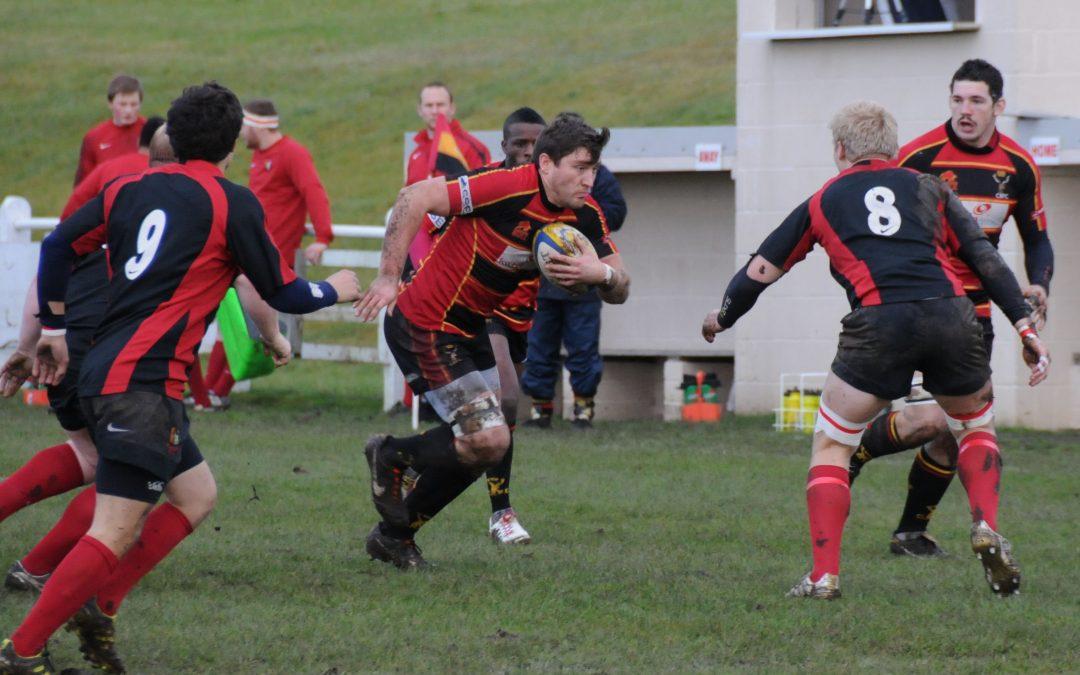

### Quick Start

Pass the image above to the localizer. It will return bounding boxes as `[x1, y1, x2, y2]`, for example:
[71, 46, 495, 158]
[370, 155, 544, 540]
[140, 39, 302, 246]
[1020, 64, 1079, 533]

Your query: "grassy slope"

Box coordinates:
[0, 361, 1077, 672]
[0, 0, 736, 225]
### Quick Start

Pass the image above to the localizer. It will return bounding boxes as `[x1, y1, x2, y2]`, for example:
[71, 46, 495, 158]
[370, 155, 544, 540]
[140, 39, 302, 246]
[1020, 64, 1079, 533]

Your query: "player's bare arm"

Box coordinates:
[702, 254, 784, 342]
[354, 177, 451, 321]
[233, 274, 292, 367]
[0, 277, 43, 396]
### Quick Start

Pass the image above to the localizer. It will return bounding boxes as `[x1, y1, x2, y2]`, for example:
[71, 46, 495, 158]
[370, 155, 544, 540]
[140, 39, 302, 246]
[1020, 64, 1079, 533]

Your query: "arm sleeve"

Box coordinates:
[1011, 162, 1053, 292]
[224, 192, 337, 314]
[717, 260, 771, 329]
[37, 195, 107, 328]
[287, 146, 334, 245]
[444, 167, 529, 217]
[755, 199, 816, 271]
[576, 200, 617, 258]
[590, 165, 628, 231]
[62, 165, 103, 220]
[943, 191, 1031, 324]
[74, 135, 93, 187]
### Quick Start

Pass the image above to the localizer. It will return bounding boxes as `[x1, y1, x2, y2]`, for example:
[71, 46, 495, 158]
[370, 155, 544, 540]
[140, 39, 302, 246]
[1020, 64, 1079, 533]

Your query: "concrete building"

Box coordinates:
[735, 0, 1080, 428]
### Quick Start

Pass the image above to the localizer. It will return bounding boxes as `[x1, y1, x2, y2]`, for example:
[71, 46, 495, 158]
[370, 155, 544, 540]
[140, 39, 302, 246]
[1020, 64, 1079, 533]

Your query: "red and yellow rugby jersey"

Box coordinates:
[897, 122, 1052, 316]
[396, 163, 616, 337]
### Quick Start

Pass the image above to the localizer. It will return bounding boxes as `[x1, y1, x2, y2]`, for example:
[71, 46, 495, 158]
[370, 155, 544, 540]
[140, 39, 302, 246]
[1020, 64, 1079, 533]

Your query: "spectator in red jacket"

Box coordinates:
[61, 116, 165, 219]
[239, 98, 334, 267]
[405, 81, 490, 186]
[74, 75, 146, 186]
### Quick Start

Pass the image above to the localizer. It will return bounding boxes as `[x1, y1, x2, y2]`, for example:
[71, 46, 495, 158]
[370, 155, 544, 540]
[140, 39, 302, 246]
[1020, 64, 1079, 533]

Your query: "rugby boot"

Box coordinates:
[365, 525, 428, 570]
[522, 402, 552, 429]
[571, 396, 595, 431]
[65, 599, 124, 673]
[889, 531, 948, 558]
[786, 572, 841, 600]
[0, 639, 55, 674]
[970, 520, 1020, 596]
[4, 561, 49, 594]
[364, 434, 408, 527]
[489, 508, 531, 544]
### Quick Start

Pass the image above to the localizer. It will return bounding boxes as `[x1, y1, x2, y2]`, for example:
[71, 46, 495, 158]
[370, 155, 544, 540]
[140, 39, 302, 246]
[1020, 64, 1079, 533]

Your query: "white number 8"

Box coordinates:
[864, 186, 901, 236]
[124, 209, 167, 280]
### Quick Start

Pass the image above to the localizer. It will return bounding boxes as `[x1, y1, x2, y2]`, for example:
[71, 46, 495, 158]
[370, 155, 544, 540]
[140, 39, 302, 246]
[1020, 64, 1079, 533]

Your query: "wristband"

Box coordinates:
[41, 328, 67, 337]
[602, 263, 615, 288]
[1018, 325, 1037, 343]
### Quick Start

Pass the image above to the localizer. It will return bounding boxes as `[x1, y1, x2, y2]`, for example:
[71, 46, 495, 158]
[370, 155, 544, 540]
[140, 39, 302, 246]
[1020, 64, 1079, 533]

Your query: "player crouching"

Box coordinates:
[701, 101, 1049, 599]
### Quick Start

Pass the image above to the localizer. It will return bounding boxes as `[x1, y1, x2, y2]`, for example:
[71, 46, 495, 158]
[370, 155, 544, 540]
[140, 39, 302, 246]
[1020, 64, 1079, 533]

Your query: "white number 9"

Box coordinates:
[124, 209, 167, 280]
[864, 186, 902, 236]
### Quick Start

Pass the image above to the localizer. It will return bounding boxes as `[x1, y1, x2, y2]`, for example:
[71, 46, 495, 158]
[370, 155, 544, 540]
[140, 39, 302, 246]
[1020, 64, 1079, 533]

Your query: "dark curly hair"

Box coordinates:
[951, 59, 1004, 101]
[166, 82, 243, 163]
[532, 112, 610, 166]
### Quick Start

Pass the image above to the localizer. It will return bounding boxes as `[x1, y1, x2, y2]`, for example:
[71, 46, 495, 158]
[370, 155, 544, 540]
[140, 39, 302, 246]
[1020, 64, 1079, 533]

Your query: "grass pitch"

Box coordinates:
[0, 360, 1077, 672]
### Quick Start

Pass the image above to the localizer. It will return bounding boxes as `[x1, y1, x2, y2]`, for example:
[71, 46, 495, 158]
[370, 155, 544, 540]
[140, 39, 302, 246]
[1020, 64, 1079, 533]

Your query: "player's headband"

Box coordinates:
[243, 112, 279, 129]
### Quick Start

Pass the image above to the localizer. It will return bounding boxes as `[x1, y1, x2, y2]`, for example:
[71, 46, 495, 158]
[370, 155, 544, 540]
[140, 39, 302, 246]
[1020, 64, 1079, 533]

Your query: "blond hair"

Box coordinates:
[829, 101, 898, 161]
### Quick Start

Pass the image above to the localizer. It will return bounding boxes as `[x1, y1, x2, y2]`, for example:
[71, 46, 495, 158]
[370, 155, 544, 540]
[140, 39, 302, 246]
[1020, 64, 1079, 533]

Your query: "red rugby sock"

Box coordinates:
[806, 465, 850, 582]
[10, 536, 117, 657]
[21, 487, 96, 576]
[96, 503, 194, 615]
[0, 443, 84, 522]
[206, 340, 227, 385]
[186, 358, 213, 408]
[956, 430, 1002, 530]
[212, 371, 236, 397]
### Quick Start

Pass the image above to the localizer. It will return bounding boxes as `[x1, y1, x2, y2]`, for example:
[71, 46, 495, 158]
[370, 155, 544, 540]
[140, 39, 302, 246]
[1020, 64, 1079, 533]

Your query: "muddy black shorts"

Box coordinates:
[486, 317, 528, 365]
[384, 308, 500, 424]
[831, 296, 991, 401]
[81, 392, 203, 502]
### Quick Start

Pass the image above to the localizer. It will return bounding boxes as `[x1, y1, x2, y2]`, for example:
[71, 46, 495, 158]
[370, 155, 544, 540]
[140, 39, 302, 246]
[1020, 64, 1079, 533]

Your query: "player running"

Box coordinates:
[355, 112, 630, 568]
[701, 101, 1049, 600]
[845, 59, 1054, 558]
[0, 82, 360, 674]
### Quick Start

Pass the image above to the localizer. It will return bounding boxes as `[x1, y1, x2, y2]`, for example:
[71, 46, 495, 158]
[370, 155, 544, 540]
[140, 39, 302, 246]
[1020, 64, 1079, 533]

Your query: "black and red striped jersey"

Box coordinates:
[42, 160, 299, 400]
[757, 159, 976, 309]
[898, 122, 1052, 316]
[395, 163, 617, 337]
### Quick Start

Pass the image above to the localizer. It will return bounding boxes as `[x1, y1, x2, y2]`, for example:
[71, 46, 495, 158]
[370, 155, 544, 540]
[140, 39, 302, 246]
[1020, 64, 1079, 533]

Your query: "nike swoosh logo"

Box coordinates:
[106, 423, 131, 433]
[99, 143, 111, 150]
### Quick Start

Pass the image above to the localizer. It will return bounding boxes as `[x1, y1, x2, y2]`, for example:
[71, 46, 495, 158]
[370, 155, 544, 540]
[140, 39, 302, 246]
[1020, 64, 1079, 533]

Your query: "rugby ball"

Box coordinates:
[533, 222, 594, 295]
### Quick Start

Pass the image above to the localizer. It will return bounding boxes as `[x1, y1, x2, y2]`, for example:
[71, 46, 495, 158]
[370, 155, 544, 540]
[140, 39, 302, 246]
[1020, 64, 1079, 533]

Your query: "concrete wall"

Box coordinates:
[735, 0, 1080, 428]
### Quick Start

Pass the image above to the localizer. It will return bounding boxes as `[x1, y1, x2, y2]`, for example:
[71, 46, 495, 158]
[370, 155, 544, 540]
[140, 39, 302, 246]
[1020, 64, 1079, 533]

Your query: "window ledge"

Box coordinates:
[746, 21, 979, 41]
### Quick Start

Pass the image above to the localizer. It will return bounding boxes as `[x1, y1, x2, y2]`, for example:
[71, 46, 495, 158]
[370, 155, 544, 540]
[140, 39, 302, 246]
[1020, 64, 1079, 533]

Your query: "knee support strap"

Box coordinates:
[944, 400, 994, 431]
[450, 392, 505, 437]
[814, 401, 869, 446]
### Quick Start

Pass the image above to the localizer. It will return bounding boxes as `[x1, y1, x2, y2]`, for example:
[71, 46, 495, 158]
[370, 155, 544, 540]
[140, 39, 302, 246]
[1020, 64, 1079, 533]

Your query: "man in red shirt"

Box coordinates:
[74, 75, 146, 186]
[405, 81, 491, 187]
[202, 99, 336, 403]
[62, 116, 164, 219]
[239, 98, 334, 267]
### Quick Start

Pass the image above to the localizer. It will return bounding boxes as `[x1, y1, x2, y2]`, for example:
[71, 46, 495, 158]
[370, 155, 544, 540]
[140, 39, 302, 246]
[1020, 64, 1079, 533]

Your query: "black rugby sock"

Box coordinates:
[849, 412, 906, 482]
[405, 464, 481, 534]
[894, 448, 955, 534]
[386, 424, 458, 471]
[486, 435, 514, 513]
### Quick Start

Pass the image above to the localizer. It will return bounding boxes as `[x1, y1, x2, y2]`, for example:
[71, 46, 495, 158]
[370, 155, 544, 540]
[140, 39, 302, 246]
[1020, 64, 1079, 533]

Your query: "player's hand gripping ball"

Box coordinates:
[533, 222, 595, 295]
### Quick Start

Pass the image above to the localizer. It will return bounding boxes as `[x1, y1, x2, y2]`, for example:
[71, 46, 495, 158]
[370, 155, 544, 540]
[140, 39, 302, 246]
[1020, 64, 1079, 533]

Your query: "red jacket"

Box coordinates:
[62, 152, 149, 219]
[248, 136, 333, 267]
[405, 119, 490, 186]
[75, 117, 146, 186]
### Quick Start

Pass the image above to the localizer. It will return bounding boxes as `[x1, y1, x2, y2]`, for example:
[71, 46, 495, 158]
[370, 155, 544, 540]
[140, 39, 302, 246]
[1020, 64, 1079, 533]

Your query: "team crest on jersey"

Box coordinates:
[993, 170, 1011, 199]
[511, 220, 532, 240]
[939, 170, 959, 192]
